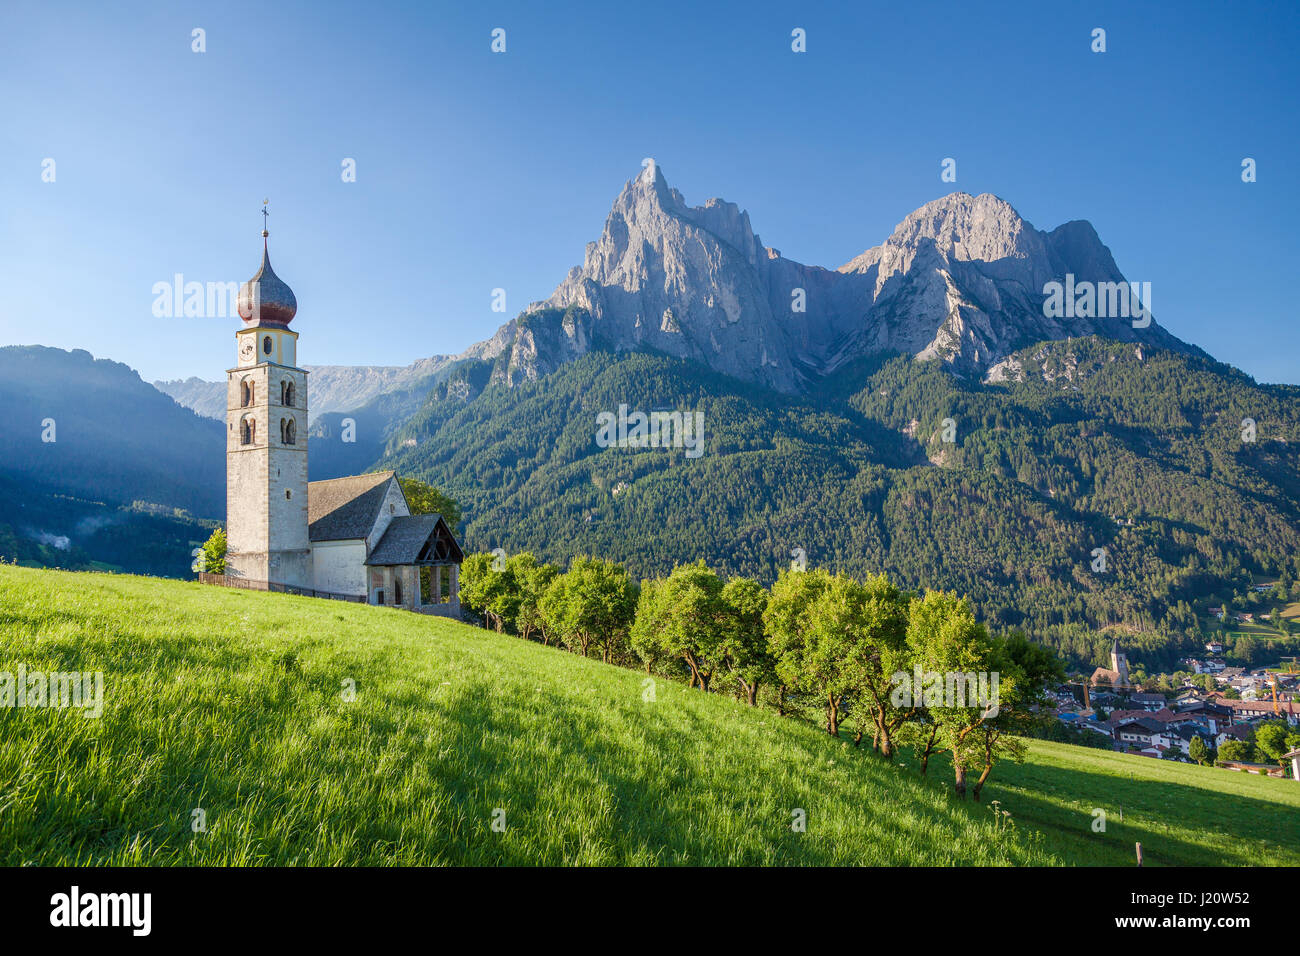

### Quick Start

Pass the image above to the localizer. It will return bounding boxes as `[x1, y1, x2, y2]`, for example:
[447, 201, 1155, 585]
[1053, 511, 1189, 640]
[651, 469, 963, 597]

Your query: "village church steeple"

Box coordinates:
[224, 203, 312, 587]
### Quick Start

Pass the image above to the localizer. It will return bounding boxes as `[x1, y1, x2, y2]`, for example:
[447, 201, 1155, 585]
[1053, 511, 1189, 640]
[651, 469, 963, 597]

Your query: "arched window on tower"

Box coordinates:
[281, 380, 295, 407]
[286, 419, 296, 445]
[241, 416, 255, 446]
[241, 379, 253, 407]
[279, 418, 287, 444]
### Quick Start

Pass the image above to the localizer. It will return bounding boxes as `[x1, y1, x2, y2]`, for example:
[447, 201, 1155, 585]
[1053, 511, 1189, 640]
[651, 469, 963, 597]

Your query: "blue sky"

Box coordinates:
[2, 0, 1297, 384]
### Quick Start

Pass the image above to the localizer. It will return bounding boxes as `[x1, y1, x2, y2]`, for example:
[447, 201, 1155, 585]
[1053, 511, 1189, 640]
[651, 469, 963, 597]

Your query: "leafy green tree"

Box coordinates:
[629, 562, 725, 689]
[1188, 735, 1211, 766]
[509, 553, 558, 644]
[845, 573, 912, 756]
[718, 577, 772, 705]
[630, 579, 669, 675]
[459, 552, 517, 631]
[398, 477, 462, 531]
[967, 631, 1065, 800]
[1217, 739, 1254, 762]
[1254, 720, 1297, 766]
[763, 568, 830, 720]
[897, 712, 945, 775]
[906, 590, 995, 799]
[766, 568, 861, 735]
[197, 527, 227, 574]
[540, 556, 638, 662]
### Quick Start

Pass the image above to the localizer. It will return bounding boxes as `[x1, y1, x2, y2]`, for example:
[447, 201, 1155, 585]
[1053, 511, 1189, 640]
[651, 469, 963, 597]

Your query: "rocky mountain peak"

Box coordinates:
[468, 167, 1201, 394]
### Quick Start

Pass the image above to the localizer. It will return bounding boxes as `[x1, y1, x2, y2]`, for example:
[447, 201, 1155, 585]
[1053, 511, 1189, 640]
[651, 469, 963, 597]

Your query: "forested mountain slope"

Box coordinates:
[376, 338, 1300, 671]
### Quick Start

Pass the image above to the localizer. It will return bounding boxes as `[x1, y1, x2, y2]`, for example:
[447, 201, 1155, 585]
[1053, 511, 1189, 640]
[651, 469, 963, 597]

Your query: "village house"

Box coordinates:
[1285, 748, 1300, 782]
[1129, 692, 1167, 712]
[1215, 724, 1253, 749]
[1217, 698, 1300, 727]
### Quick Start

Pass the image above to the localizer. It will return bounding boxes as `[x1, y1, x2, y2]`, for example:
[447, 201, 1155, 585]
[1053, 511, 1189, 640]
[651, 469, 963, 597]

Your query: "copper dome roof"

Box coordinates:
[237, 240, 297, 327]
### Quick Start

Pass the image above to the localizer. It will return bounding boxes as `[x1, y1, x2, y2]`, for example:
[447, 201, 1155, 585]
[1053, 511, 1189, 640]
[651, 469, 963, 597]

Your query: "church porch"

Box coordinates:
[364, 514, 464, 619]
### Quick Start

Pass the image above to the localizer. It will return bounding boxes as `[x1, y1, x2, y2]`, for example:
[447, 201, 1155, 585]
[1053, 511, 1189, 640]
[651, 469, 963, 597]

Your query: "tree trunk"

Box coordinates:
[919, 726, 939, 776]
[776, 685, 788, 717]
[972, 763, 993, 802]
[953, 759, 967, 799]
[827, 694, 839, 736]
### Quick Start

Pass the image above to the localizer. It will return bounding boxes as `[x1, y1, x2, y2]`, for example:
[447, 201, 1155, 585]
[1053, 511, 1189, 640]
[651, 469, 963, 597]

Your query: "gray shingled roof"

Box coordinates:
[308, 471, 396, 542]
[365, 514, 463, 566]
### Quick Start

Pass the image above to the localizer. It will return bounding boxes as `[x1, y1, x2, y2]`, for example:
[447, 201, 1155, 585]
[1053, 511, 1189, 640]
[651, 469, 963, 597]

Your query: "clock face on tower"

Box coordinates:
[239, 338, 255, 363]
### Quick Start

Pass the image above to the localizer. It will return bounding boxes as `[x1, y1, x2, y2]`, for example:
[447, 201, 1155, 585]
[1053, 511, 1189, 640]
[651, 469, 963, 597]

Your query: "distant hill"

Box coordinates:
[0, 346, 220, 575]
[155, 355, 456, 426]
[3, 565, 1296, 866]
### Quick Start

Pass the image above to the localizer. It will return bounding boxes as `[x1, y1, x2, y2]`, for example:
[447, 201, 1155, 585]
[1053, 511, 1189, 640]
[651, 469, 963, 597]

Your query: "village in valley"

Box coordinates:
[1046, 621, 1300, 779]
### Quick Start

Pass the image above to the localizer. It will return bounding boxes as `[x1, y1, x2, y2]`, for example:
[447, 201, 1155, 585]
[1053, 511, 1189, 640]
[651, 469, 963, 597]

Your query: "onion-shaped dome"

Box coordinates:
[237, 237, 297, 327]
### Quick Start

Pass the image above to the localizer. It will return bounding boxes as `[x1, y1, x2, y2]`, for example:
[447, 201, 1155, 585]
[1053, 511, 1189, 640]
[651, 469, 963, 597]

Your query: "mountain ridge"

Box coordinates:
[468, 165, 1201, 393]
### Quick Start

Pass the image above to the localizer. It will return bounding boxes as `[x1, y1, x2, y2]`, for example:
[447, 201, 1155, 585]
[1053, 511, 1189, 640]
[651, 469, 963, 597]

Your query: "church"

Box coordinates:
[1090, 639, 1132, 689]
[216, 220, 464, 616]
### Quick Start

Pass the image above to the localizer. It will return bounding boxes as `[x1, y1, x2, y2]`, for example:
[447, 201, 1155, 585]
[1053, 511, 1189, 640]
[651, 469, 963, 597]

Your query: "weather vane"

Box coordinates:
[261, 198, 270, 237]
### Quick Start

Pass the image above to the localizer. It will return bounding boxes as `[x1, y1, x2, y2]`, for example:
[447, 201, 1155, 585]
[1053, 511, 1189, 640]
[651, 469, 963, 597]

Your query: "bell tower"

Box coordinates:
[225, 204, 311, 587]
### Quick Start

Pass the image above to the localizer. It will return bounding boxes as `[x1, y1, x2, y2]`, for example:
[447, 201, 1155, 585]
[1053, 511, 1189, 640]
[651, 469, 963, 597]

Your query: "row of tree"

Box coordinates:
[461, 552, 1066, 800]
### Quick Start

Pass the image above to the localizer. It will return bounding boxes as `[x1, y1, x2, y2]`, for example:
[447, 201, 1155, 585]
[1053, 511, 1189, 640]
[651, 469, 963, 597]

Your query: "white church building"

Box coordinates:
[211, 223, 463, 616]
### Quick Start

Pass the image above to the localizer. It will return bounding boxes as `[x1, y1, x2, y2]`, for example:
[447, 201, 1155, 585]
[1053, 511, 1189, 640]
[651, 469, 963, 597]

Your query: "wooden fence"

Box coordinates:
[198, 572, 365, 603]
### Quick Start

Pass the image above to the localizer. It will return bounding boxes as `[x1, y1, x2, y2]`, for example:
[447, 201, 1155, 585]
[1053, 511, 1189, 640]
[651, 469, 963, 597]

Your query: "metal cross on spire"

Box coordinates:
[261, 199, 270, 237]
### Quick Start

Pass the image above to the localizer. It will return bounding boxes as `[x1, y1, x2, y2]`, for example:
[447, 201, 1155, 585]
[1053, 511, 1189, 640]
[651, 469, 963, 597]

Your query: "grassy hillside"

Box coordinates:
[1, 565, 1297, 866]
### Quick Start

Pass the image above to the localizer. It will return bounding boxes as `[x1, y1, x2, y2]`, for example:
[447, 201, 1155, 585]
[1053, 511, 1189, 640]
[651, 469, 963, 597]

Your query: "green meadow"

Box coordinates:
[1, 565, 1296, 866]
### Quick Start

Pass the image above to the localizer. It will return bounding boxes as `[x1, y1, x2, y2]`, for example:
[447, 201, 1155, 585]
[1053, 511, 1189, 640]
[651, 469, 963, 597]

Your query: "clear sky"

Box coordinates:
[2, 0, 1297, 384]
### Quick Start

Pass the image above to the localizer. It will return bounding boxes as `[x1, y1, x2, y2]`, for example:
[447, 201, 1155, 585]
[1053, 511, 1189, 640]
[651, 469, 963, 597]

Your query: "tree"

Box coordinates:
[906, 590, 996, 799]
[967, 631, 1064, 800]
[763, 568, 830, 720]
[766, 569, 856, 734]
[718, 577, 773, 705]
[459, 552, 518, 631]
[540, 557, 638, 663]
[1188, 735, 1211, 766]
[897, 712, 944, 776]
[509, 553, 558, 644]
[630, 579, 669, 674]
[842, 573, 911, 757]
[197, 527, 227, 574]
[1255, 720, 1293, 765]
[1217, 739, 1254, 762]
[397, 477, 462, 532]
[629, 562, 725, 689]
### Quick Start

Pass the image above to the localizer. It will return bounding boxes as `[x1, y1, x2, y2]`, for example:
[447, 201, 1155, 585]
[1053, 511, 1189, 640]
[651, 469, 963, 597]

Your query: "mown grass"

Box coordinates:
[1, 565, 1296, 866]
